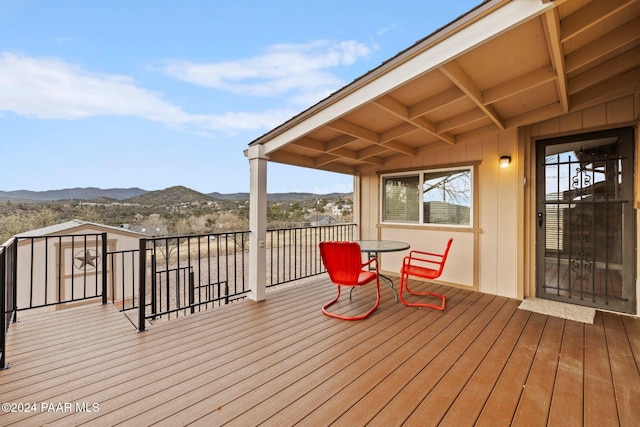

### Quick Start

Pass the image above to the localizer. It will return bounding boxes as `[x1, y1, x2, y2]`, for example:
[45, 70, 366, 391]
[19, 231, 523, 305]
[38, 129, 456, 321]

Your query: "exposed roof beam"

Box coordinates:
[542, 9, 569, 112]
[379, 122, 419, 141]
[412, 116, 456, 145]
[565, 16, 640, 74]
[358, 145, 389, 159]
[561, 0, 635, 43]
[268, 151, 358, 175]
[505, 102, 564, 128]
[325, 134, 358, 151]
[408, 87, 466, 118]
[436, 109, 488, 133]
[570, 68, 640, 112]
[440, 61, 506, 130]
[318, 148, 385, 166]
[373, 95, 456, 145]
[315, 154, 340, 166]
[334, 147, 384, 165]
[292, 137, 325, 152]
[380, 140, 417, 156]
[568, 46, 640, 95]
[327, 117, 418, 156]
[328, 147, 358, 160]
[358, 156, 385, 166]
[372, 95, 410, 120]
[326, 118, 379, 142]
[482, 66, 557, 104]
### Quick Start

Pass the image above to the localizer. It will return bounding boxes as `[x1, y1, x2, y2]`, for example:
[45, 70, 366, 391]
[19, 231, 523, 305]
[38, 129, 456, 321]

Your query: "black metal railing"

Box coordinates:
[266, 223, 355, 286]
[0, 223, 356, 366]
[13, 233, 108, 311]
[137, 231, 251, 330]
[135, 223, 356, 331]
[1, 223, 356, 342]
[1, 237, 18, 370]
[107, 248, 139, 312]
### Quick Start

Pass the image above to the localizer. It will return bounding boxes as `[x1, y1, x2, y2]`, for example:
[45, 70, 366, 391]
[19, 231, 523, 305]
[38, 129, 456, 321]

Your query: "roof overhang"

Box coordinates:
[247, 0, 640, 176]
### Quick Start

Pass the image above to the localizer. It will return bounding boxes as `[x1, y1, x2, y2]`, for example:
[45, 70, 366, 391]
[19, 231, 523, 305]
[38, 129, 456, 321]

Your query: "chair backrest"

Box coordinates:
[436, 238, 454, 276]
[319, 241, 365, 286]
[408, 238, 453, 279]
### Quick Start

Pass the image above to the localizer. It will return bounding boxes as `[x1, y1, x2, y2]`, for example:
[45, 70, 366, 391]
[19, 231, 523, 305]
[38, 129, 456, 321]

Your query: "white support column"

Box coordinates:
[353, 174, 361, 240]
[246, 145, 268, 302]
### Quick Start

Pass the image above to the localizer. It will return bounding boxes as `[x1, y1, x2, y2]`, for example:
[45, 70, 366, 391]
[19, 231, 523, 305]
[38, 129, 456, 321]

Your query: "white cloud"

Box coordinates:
[162, 40, 374, 104]
[0, 51, 295, 135]
[0, 52, 190, 123]
[0, 40, 374, 136]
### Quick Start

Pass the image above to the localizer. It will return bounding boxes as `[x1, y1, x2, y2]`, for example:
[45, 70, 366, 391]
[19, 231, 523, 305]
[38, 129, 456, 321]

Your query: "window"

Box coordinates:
[382, 166, 473, 226]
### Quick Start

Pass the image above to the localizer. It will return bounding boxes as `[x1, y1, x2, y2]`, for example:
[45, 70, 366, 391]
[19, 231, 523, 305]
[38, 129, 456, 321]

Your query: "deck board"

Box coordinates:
[365, 294, 503, 427]
[584, 313, 620, 426]
[602, 314, 640, 426]
[439, 307, 531, 426]
[475, 312, 547, 426]
[404, 297, 518, 426]
[511, 316, 564, 426]
[547, 319, 584, 427]
[0, 275, 638, 426]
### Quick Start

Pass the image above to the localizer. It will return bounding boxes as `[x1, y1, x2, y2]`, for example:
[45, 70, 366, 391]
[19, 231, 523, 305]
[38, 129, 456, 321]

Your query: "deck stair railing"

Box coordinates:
[137, 231, 252, 330]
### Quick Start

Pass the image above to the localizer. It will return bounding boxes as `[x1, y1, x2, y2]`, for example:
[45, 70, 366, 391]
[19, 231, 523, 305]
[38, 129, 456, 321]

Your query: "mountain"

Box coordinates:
[0, 187, 147, 202]
[0, 186, 353, 204]
[125, 186, 216, 205]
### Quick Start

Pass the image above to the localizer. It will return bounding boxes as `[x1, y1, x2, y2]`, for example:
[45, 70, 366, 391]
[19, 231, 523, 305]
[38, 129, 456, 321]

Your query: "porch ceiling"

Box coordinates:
[250, 0, 640, 175]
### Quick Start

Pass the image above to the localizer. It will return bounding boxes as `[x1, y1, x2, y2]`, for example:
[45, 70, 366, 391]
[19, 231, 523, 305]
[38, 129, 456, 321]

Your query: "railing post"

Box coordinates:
[101, 232, 108, 305]
[11, 239, 17, 324]
[189, 270, 195, 314]
[150, 254, 157, 317]
[138, 238, 147, 332]
[0, 245, 8, 370]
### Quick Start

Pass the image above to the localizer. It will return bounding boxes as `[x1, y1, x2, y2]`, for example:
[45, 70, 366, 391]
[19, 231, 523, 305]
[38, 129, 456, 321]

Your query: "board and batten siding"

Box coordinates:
[358, 127, 520, 298]
[358, 93, 639, 304]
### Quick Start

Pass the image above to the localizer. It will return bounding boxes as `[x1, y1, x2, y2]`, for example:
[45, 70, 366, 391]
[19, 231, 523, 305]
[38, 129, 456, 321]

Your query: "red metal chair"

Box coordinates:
[319, 241, 381, 320]
[399, 238, 453, 311]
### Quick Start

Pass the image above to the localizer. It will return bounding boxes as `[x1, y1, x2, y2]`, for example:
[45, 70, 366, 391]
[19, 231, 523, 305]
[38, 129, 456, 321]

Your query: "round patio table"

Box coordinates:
[352, 240, 411, 302]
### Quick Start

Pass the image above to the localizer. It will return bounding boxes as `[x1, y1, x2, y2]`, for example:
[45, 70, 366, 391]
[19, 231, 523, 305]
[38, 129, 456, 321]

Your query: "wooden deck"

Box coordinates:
[1, 276, 639, 426]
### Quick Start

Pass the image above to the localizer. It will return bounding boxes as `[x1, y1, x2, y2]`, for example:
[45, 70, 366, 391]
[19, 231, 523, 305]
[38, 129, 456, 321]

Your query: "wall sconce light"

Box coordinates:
[500, 156, 511, 168]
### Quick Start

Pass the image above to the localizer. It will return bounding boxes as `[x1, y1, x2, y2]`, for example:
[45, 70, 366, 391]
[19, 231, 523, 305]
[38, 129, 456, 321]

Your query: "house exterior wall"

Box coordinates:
[358, 93, 639, 309]
[359, 128, 519, 297]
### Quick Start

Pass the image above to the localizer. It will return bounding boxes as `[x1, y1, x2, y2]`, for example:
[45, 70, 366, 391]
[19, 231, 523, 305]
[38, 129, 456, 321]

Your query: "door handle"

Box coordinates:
[537, 212, 543, 227]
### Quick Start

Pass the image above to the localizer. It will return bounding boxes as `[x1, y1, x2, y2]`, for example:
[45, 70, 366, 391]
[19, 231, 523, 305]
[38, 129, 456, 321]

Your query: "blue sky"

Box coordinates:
[0, 0, 480, 194]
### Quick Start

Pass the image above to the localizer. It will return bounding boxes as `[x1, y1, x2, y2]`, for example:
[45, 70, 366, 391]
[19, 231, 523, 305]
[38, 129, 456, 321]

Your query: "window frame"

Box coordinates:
[381, 165, 475, 228]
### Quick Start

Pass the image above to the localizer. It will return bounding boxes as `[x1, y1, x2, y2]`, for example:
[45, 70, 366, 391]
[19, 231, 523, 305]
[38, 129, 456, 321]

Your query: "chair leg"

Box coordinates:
[322, 280, 380, 320]
[399, 273, 446, 311]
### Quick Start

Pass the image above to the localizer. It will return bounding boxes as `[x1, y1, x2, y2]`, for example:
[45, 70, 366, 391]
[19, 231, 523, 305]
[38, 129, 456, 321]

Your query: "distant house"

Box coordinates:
[122, 224, 168, 237]
[310, 214, 340, 227]
[325, 203, 352, 217]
